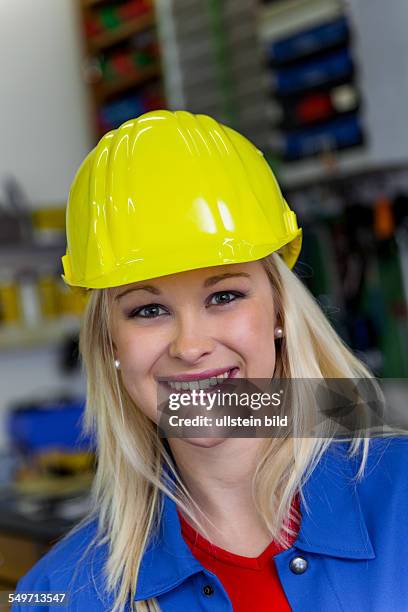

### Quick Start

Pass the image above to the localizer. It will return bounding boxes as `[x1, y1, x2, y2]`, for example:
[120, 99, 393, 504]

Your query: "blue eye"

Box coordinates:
[130, 304, 168, 319]
[128, 291, 246, 319]
[208, 291, 245, 306]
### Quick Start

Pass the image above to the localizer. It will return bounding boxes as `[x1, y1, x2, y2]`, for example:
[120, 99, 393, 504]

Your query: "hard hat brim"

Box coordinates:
[62, 229, 302, 289]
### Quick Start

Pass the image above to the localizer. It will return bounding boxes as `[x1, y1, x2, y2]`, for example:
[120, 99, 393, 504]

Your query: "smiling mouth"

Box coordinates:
[160, 367, 239, 392]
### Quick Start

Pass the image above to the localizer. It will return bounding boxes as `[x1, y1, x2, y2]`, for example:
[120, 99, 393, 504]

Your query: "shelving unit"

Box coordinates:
[88, 12, 156, 51]
[77, 0, 167, 137]
[258, 0, 408, 187]
[154, 0, 269, 149]
[83, 0, 105, 7]
[0, 242, 85, 352]
[0, 244, 65, 269]
[0, 319, 81, 352]
[258, 0, 366, 169]
[95, 63, 161, 101]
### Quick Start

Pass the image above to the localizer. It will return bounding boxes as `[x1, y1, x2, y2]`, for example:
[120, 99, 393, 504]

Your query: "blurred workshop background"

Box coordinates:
[0, 0, 407, 593]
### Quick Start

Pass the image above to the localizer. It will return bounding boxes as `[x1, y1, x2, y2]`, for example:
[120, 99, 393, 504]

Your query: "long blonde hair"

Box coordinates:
[75, 252, 377, 611]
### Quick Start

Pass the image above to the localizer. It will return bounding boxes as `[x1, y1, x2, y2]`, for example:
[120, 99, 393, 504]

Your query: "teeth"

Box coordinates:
[167, 370, 231, 391]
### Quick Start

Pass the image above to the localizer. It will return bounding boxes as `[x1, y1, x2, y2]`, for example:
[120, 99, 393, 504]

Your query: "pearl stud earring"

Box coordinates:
[114, 359, 121, 370]
[274, 326, 283, 339]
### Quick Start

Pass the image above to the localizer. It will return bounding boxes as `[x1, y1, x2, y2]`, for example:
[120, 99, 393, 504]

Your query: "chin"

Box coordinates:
[183, 437, 227, 448]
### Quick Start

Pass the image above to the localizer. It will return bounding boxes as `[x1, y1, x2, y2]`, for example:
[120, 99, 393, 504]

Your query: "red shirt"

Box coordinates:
[178, 495, 300, 612]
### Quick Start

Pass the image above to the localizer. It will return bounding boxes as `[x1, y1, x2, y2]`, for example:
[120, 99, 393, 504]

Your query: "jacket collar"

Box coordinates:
[294, 442, 375, 560]
[136, 492, 203, 600]
[135, 442, 375, 601]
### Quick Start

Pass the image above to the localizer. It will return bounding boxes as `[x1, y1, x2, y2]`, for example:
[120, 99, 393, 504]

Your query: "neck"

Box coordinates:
[167, 438, 272, 556]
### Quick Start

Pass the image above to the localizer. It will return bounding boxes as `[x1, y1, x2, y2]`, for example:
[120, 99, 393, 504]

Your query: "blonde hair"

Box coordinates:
[74, 252, 378, 611]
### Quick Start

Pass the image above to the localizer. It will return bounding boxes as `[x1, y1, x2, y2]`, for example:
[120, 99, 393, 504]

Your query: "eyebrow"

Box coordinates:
[115, 272, 251, 301]
[115, 285, 161, 300]
[203, 272, 251, 287]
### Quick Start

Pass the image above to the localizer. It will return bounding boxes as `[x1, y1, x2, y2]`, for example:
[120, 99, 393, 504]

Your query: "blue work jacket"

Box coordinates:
[12, 436, 408, 611]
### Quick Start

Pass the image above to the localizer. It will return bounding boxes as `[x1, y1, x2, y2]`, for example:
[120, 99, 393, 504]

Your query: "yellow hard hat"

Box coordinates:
[62, 110, 302, 289]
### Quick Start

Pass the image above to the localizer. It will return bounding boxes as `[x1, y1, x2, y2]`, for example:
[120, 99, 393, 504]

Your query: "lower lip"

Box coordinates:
[162, 367, 240, 392]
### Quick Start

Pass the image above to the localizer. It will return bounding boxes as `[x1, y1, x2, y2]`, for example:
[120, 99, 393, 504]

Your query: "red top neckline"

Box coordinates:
[178, 492, 300, 570]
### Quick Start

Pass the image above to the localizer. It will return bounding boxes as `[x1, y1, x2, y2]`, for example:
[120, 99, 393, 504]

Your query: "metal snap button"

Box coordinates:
[289, 556, 308, 574]
[202, 584, 215, 596]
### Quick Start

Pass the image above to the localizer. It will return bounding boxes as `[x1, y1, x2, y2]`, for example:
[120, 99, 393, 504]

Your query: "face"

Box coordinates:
[109, 261, 278, 447]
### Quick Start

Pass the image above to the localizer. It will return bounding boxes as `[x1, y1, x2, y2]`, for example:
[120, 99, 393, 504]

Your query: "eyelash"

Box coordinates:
[128, 291, 247, 319]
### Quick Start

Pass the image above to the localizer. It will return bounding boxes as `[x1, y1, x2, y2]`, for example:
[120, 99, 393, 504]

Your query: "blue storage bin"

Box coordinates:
[100, 94, 145, 130]
[284, 114, 363, 160]
[275, 48, 353, 96]
[7, 398, 94, 454]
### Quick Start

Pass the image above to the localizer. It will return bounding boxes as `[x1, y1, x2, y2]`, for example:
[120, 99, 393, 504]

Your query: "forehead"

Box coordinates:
[110, 261, 265, 299]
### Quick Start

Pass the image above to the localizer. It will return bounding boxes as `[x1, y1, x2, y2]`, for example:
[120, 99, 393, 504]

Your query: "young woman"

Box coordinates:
[13, 111, 408, 612]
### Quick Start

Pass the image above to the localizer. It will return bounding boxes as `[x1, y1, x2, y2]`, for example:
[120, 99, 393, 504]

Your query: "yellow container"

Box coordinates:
[31, 207, 65, 230]
[38, 275, 59, 319]
[56, 280, 89, 317]
[31, 206, 65, 244]
[0, 279, 21, 325]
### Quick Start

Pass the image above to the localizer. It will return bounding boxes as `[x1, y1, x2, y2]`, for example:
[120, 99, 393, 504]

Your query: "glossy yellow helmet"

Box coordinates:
[62, 110, 302, 289]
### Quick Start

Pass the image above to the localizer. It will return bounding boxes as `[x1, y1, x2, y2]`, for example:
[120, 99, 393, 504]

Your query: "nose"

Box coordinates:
[168, 311, 215, 364]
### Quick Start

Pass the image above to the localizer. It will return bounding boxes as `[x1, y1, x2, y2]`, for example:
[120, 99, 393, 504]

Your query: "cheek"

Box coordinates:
[116, 319, 170, 365]
[119, 329, 157, 373]
[221, 299, 276, 374]
[114, 325, 165, 420]
[224, 298, 275, 344]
